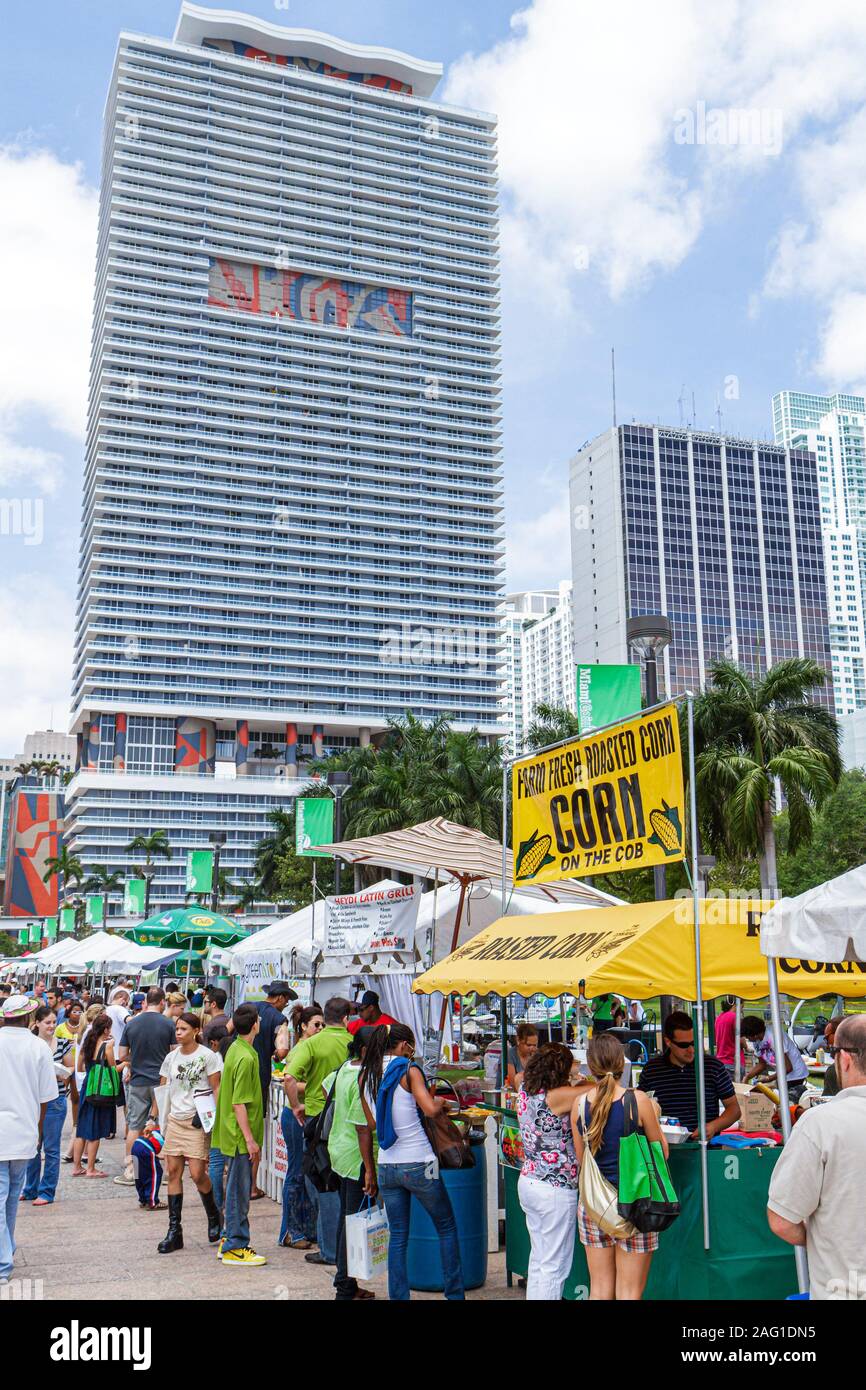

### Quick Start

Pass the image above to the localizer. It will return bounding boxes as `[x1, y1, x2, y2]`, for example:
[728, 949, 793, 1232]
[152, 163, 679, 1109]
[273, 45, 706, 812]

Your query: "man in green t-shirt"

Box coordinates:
[283, 996, 352, 1267]
[214, 1004, 266, 1268]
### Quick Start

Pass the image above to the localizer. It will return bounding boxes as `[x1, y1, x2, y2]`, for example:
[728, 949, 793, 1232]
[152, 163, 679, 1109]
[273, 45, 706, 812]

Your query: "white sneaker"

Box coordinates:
[113, 1166, 136, 1186]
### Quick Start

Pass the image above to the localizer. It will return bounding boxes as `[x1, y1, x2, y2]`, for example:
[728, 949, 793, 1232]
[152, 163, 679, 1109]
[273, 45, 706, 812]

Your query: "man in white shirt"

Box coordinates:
[0, 996, 58, 1285]
[768, 1014, 866, 1299]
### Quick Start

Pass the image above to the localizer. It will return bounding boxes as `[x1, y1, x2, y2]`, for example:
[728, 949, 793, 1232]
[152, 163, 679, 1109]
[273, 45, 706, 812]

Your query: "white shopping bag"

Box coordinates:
[346, 1200, 390, 1281]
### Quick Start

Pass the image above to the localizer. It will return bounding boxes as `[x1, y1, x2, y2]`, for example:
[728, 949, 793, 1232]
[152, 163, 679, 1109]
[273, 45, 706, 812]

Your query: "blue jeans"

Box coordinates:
[23, 1094, 67, 1203]
[209, 1145, 228, 1211]
[278, 1107, 315, 1246]
[304, 1176, 341, 1263]
[223, 1153, 252, 1253]
[0, 1160, 30, 1281]
[379, 1162, 465, 1301]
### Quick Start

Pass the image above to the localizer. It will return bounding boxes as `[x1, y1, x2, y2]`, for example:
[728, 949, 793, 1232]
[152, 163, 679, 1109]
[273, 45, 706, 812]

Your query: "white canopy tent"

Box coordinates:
[760, 863, 866, 962]
[32, 930, 181, 975]
[12, 939, 73, 973]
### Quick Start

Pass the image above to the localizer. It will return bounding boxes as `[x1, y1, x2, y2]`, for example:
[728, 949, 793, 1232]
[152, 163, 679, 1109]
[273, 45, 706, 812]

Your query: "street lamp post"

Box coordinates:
[326, 771, 350, 897]
[627, 614, 673, 1027]
[208, 831, 227, 911]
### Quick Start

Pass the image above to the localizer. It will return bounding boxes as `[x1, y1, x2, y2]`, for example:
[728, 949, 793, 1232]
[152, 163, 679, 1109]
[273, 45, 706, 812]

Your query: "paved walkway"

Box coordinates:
[13, 1122, 521, 1301]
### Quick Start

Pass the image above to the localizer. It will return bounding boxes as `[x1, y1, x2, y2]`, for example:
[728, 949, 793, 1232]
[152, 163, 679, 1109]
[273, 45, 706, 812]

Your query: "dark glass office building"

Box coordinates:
[570, 425, 833, 707]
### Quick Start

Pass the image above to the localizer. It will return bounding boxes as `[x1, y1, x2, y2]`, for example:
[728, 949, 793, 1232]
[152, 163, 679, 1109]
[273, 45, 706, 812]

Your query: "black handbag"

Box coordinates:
[301, 1064, 344, 1194]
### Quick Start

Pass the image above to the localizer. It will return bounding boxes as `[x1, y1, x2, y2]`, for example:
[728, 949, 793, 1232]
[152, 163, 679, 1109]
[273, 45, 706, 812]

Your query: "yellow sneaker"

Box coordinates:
[221, 1246, 267, 1267]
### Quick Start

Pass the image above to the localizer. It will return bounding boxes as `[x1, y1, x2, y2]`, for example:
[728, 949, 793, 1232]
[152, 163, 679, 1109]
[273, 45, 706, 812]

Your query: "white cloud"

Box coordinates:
[445, 0, 866, 302]
[761, 107, 866, 386]
[0, 429, 63, 494]
[0, 576, 74, 753]
[506, 500, 571, 591]
[0, 144, 97, 445]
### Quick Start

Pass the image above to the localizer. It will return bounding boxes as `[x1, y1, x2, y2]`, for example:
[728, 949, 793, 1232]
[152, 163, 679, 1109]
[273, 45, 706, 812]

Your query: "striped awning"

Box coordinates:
[316, 817, 620, 907]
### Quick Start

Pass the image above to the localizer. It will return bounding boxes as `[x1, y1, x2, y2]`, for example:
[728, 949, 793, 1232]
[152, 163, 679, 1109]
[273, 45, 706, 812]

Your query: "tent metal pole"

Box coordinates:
[501, 759, 509, 1089]
[768, 955, 809, 1293]
[734, 997, 742, 1083]
[687, 693, 711, 1251]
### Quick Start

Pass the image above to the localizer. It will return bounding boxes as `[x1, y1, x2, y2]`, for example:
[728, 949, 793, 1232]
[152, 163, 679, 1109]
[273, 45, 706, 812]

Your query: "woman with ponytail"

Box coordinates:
[571, 1033, 668, 1299]
[516, 1043, 592, 1300]
[360, 1023, 465, 1301]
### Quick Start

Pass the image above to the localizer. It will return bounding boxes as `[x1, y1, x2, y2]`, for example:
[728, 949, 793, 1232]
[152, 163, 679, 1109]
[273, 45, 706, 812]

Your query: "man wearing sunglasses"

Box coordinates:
[638, 1010, 741, 1141]
[768, 1014, 866, 1299]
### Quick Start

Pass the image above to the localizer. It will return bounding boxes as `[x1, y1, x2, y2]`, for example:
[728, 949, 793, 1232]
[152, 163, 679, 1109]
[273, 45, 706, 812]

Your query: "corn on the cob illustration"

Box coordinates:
[647, 800, 682, 856]
[515, 828, 555, 879]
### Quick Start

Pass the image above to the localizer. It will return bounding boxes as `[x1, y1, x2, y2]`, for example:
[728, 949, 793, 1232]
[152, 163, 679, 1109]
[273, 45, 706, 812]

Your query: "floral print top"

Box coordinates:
[516, 1086, 579, 1189]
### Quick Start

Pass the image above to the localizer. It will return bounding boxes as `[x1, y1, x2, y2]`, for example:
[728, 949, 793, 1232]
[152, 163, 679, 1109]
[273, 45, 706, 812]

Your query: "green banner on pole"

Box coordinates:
[59, 906, 77, 934]
[576, 663, 642, 734]
[44, 916, 58, 942]
[29, 920, 43, 945]
[86, 895, 105, 926]
[185, 849, 214, 894]
[123, 878, 147, 916]
[296, 798, 335, 857]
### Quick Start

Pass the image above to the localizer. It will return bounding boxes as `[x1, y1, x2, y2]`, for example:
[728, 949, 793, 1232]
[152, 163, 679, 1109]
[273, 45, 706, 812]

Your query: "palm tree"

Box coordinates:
[83, 865, 123, 920]
[125, 828, 172, 871]
[42, 848, 84, 908]
[126, 829, 172, 916]
[254, 808, 295, 900]
[524, 702, 581, 752]
[692, 658, 841, 895]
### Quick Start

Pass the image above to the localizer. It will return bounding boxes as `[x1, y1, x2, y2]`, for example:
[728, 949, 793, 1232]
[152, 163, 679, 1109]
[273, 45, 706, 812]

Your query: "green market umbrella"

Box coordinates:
[117, 908, 248, 990]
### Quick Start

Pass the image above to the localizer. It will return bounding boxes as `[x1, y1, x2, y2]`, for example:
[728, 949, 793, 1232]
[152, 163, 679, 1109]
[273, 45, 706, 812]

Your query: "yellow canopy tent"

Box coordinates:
[412, 896, 866, 1001]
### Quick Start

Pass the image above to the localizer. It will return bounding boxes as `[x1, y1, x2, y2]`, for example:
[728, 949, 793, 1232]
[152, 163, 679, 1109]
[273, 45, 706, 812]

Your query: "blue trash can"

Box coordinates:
[406, 1156, 487, 1292]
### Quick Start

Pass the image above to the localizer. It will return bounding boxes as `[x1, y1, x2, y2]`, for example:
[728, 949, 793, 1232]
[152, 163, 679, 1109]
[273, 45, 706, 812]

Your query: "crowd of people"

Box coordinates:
[512, 1008, 866, 1301]
[0, 974, 465, 1300]
[4, 971, 865, 1302]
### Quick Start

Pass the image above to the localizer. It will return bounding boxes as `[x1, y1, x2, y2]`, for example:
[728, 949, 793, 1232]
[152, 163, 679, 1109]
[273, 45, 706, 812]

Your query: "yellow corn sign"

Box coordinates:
[512, 703, 686, 882]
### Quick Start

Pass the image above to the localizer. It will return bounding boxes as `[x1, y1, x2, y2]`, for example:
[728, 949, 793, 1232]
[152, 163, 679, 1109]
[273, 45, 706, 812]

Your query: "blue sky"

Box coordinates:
[2, 0, 866, 748]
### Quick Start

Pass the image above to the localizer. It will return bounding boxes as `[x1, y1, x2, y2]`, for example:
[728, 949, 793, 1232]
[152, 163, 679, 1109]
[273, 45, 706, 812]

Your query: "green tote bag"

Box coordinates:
[617, 1090, 680, 1233]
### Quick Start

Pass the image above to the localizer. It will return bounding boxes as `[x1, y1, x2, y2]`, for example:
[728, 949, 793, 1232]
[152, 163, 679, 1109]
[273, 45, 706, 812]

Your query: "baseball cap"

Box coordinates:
[1, 994, 39, 1019]
[359, 990, 380, 1008]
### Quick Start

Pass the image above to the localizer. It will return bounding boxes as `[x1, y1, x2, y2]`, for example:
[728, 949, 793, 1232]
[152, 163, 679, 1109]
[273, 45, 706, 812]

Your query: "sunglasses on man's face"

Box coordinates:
[671, 1036, 695, 1050]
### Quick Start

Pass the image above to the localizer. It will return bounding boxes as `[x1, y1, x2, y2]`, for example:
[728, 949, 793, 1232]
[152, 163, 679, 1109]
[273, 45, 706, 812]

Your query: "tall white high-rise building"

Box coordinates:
[773, 391, 866, 714]
[65, 4, 503, 906]
[520, 581, 575, 738]
[498, 585, 574, 751]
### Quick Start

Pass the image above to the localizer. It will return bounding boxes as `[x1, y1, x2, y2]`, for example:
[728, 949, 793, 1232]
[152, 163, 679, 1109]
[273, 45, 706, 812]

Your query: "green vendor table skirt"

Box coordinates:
[504, 1144, 798, 1300]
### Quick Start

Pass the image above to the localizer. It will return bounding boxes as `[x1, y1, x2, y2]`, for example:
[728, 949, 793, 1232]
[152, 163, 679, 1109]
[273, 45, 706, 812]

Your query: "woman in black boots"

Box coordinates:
[155, 1012, 223, 1253]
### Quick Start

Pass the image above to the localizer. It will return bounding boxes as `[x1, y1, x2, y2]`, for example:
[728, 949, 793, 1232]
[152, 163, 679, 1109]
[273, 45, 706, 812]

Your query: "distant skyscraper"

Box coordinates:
[498, 590, 556, 752]
[65, 3, 503, 906]
[521, 581, 575, 735]
[570, 425, 833, 704]
[773, 390, 866, 714]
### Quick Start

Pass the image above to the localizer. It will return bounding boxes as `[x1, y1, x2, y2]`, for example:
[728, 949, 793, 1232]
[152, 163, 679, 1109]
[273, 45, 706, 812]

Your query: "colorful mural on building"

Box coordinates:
[207, 259, 413, 338]
[3, 790, 62, 917]
[201, 37, 413, 93]
[114, 712, 127, 772]
[174, 717, 216, 775]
